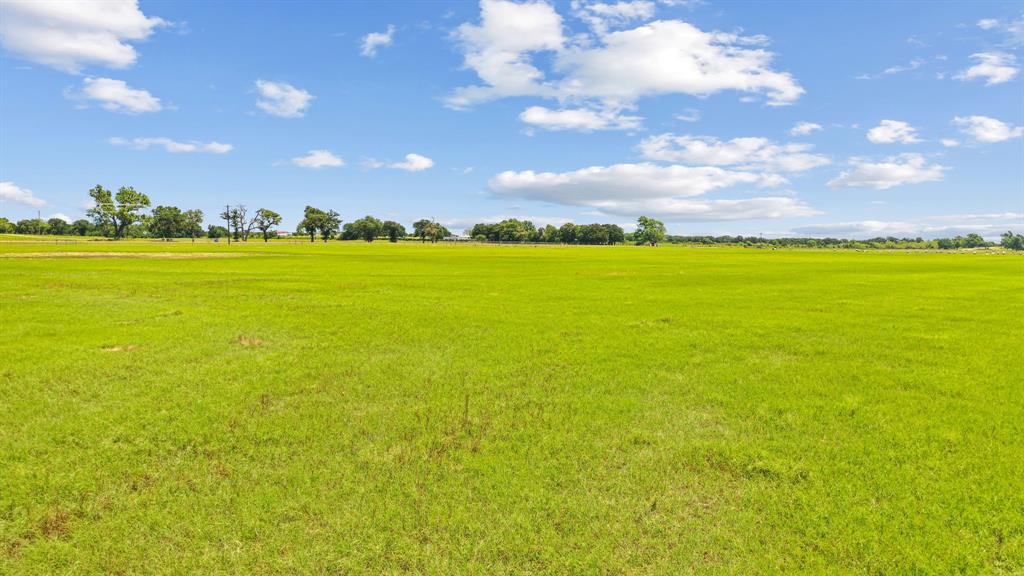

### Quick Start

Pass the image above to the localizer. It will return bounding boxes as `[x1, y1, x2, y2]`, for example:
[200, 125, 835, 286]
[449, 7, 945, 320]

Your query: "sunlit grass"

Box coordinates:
[2, 241, 1022, 574]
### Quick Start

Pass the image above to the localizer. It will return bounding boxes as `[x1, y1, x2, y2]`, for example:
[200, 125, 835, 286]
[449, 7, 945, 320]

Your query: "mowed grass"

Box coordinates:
[1, 241, 1022, 575]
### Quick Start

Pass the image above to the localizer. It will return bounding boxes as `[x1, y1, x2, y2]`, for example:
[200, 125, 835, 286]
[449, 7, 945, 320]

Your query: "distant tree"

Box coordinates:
[253, 208, 282, 242]
[413, 219, 447, 243]
[413, 219, 432, 243]
[207, 224, 229, 239]
[320, 210, 341, 242]
[576, 223, 609, 245]
[539, 224, 559, 243]
[219, 205, 248, 241]
[299, 206, 340, 242]
[149, 205, 184, 240]
[635, 216, 667, 246]
[87, 185, 151, 239]
[381, 220, 407, 242]
[182, 209, 204, 242]
[339, 222, 358, 240]
[15, 218, 47, 235]
[604, 223, 625, 244]
[47, 218, 70, 235]
[936, 238, 956, 249]
[496, 219, 534, 242]
[558, 222, 577, 244]
[0, 217, 13, 234]
[70, 219, 91, 236]
[1001, 230, 1024, 251]
[300, 206, 324, 242]
[351, 215, 383, 242]
[961, 233, 988, 248]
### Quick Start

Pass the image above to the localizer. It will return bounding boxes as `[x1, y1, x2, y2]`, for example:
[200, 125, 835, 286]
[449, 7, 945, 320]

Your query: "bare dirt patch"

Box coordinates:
[101, 344, 139, 353]
[39, 510, 71, 539]
[0, 252, 245, 259]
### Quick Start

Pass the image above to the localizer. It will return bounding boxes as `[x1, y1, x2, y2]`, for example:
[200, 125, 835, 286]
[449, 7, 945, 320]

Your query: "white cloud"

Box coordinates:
[0, 0, 165, 73]
[977, 18, 1000, 30]
[519, 105, 642, 131]
[1007, 16, 1024, 47]
[360, 25, 395, 57]
[109, 137, 232, 153]
[0, 181, 47, 207]
[255, 80, 313, 118]
[866, 120, 921, 144]
[48, 213, 72, 223]
[883, 58, 924, 75]
[389, 153, 435, 171]
[827, 154, 947, 190]
[954, 52, 1018, 85]
[940, 138, 960, 147]
[446, 1, 803, 113]
[76, 77, 161, 114]
[638, 134, 830, 172]
[793, 212, 1024, 239]
[487, 162, 818, 221]
[790, 121, 822, 136]
[953, 115, 1024, 143]
[291, 150, 344, 169]
[574, 1, 656, 35]
[557, 21, 803, 106]
[675, 108, 700, 122]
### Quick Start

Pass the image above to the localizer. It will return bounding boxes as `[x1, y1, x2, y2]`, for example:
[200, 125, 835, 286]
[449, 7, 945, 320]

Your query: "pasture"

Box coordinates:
[1, 241, 1022, 574]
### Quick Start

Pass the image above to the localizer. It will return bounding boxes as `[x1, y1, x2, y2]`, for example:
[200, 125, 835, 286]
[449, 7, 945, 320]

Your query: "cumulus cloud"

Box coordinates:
[793, 212, 1024, 239]
[954, 52, 1018, 85]
[0, 181, 47, 207]
[445, 0, 803, 119]
[940, 138, 960, 147]
[255, 80, 313, 118]
[49, 213, 73, 223]
[290, 150, 344, 169]
[638, 134, 830, 172]
[827, 154, 947, 190]
[977, 18, 1000, 30]
[790, 121, 822, 136]
[573, 1, 656, 35]
[519, 105, 642, 131]
[360, 25, 395, 57]
[953, 115, 1024, 143]
[487, 162, 818, 221]
[866, 120, 921, 144]
[385, 153, 435, 171]
[0, 0, 165, 73]
[75, 77, 161, 114]
[109, 137, 232, 153]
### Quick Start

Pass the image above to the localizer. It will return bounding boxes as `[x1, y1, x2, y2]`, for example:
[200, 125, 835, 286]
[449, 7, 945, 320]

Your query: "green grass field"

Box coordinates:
[2, 241, 1022, 574]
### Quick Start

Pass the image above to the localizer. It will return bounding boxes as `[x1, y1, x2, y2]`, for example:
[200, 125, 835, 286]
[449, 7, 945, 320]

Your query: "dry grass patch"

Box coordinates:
[235, 336, 264, 347]
[101, 344, 138, 353]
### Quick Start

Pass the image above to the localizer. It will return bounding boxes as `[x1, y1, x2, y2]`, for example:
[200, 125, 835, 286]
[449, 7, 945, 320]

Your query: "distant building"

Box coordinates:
[275, 230, 291, 237]
[444, 234, 470, 242]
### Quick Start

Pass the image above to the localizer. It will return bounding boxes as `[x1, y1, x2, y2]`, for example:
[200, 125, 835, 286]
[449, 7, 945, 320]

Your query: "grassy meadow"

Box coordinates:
[1, 240, 1022, 574]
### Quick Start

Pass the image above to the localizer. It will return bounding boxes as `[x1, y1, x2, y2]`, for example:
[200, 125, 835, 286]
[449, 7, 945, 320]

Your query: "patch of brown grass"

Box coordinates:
[101, 344, 138, 353]
[235, 336, 264, 347]
[39, 510, 70, 539]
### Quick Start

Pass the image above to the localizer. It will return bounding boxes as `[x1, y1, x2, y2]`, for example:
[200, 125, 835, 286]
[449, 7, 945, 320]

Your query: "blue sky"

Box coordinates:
[1, 0, 1022, 238]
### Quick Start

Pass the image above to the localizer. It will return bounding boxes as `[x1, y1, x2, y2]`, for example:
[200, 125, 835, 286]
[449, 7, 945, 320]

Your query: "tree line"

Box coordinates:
[663, 232, 1024, 251]
[0, 183, 1021, 250]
